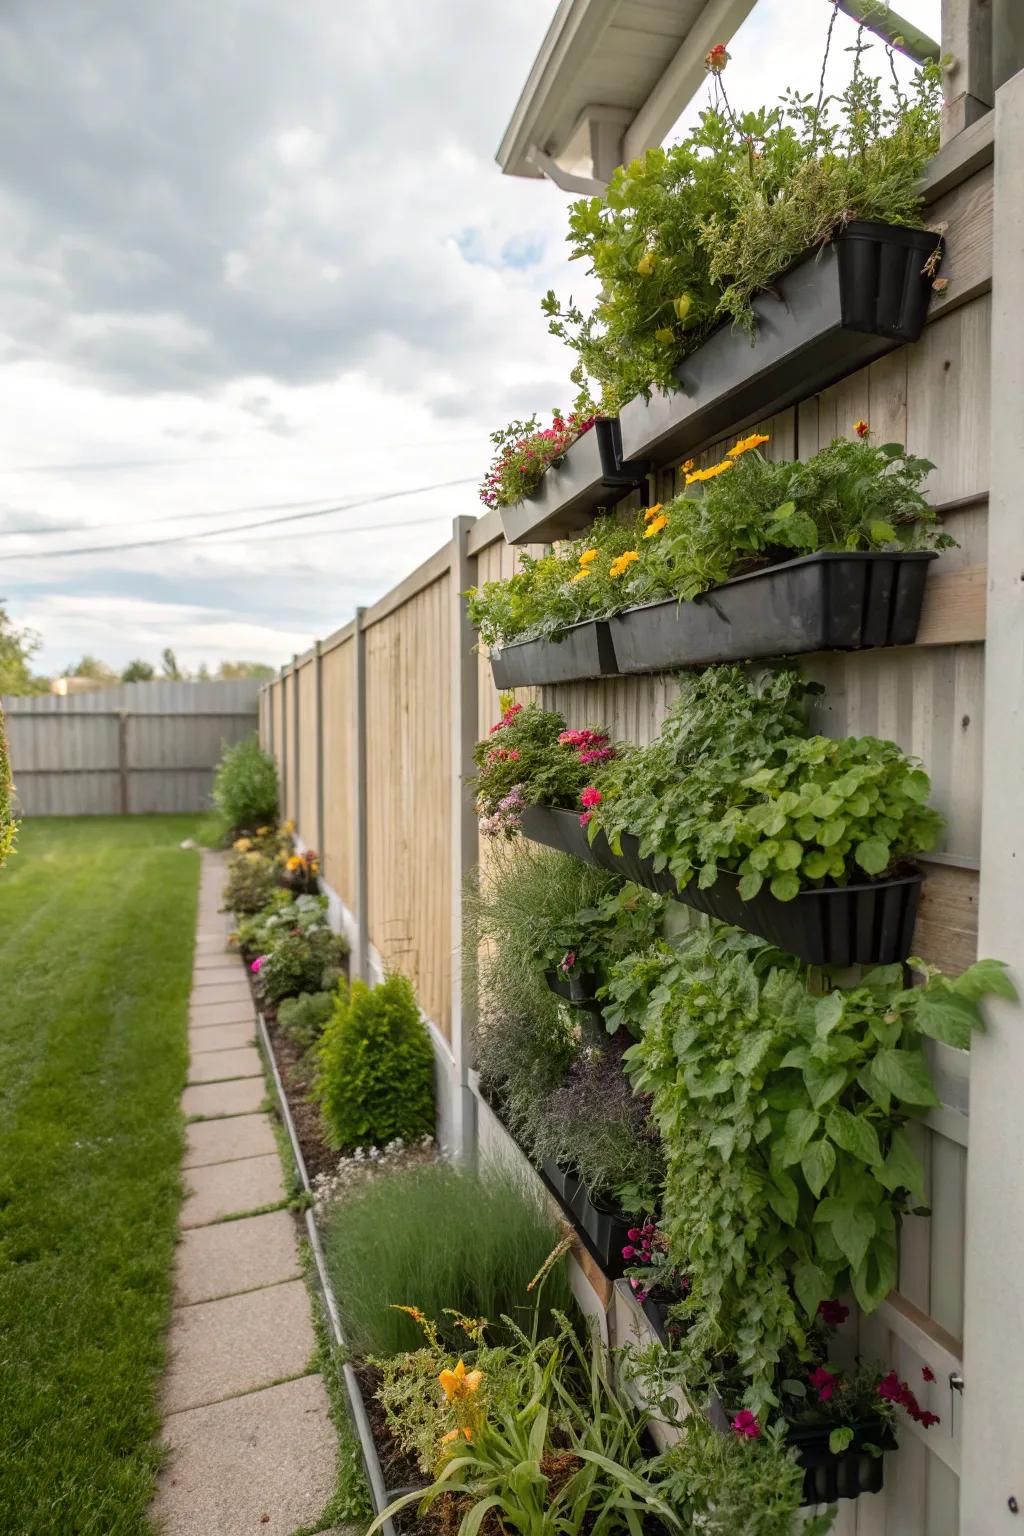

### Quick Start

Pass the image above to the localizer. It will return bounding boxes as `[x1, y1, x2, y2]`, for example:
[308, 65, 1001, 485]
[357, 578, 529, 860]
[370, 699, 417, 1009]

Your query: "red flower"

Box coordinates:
[705, 42, 730, 72]
[580, 786, 602, 809]
[818, 1299, 849, 1329]
[853, 419, 870, 437]
[579, 811, 593, 828]
[809, 1367, 838, 1403]
[922, 1366, 935, 1383]
[732, 1410, 760, 1439]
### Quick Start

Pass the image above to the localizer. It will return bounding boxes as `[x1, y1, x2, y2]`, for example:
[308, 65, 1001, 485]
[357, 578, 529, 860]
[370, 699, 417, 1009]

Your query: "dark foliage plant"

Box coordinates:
[314, 973, 436, 1151]
[222, 850, 278, 914]
[276, 988, 336, 1051]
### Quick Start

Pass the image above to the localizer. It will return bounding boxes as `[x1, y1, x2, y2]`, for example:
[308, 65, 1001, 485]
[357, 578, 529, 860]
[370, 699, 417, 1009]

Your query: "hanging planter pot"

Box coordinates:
[543, 966, 604, 1013]
[619, 224, 945, 468]
[786, 1419, 896, 1505]
[608, 551, 937, 676]
[580, 1188, 633, 1278]
[519, 803, 605, 866]
[639, 1293, 688, 1348]
[540, 1156, 582, 1211]
[489, 620, 618, 689]
[497, 420, 651, 546]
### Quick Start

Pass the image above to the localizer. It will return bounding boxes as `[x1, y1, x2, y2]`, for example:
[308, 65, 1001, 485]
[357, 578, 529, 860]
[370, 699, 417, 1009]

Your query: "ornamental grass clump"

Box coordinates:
[314, 972, 435, 1152]
[544, 18, 941, 411]
[466, 430, 951, 649]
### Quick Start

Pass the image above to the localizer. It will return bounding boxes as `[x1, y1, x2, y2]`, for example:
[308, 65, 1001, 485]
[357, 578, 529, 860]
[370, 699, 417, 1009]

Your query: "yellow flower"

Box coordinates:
[681, 458, 695, 474]
[286, 854, 302, 872]
[643, 503, 664, 523]
[685, 460, 734, 485]
[569, 569, 590, 584]
[727, 432, 771, 459]
[643, 513, 668, 538]
[439, 1360, 483, 1402]
[283, 819, 296, 834]
[578, 549, 598, 566]
[441, 1427, 473, 1444]
[233, 837, 252, 852]
[673, 294, 693, 321]
[609, 550, 640, 579]
[256, 826, 270, 836]
[636, 250, 655, 277]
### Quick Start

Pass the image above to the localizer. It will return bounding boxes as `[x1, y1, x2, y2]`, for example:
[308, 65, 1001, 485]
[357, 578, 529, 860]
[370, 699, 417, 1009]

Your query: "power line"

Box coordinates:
[0, 494, 353, 540]
[0, 476, 479, 563]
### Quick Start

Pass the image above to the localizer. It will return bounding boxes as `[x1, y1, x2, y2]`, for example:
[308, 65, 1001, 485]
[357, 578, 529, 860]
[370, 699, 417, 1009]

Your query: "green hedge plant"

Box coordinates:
[212, 735, 279, 836]
[314, 973, 435, 1151]
[276, 989, 336, 1052]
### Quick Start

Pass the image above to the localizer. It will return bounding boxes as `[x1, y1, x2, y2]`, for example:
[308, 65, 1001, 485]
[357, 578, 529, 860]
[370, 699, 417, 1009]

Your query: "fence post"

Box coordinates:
[117, 712, 130, 815]
[314, 639, 325, 856]
[352, 608, 370, 983]
[448, 516, 479, 1164]
[291, 653, 301, 826]
[277, 667, 289, 821]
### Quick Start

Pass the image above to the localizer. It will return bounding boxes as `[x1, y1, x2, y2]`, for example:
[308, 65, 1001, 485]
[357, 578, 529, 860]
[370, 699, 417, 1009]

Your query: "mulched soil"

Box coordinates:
[261, 1009, 339, 1181]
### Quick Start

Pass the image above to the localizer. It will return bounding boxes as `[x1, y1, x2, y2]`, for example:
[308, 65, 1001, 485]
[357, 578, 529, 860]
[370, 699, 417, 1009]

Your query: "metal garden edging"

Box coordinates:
[255, 1008, 398, 1536]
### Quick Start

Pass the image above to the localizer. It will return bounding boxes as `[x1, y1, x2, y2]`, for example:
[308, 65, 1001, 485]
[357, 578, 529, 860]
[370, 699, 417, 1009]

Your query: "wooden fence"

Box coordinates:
[259, 111, 1013, 1533]
[4, 681, 259, 816]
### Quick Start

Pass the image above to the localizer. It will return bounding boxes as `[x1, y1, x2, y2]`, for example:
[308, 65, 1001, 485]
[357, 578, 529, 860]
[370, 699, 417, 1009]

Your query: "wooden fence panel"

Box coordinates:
[364, 570, 453, 1037]
[283, 671, 298, 823]
[297, 658, 318, 846]
[321, 637, 356, 910]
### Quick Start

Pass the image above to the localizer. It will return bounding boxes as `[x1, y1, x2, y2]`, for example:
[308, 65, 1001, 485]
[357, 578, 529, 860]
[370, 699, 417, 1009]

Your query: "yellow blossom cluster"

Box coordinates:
[685, 460, 734, 485]
[727, 432, 771, 459]
[610, 550, 640, 578]
[643, 513, 668, 538]
[570, 547, 598, 584]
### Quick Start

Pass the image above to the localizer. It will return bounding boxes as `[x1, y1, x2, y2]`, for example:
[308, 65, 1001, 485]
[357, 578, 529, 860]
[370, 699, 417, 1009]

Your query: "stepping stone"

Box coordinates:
[188, 980, 252, 1008]
[189, 1023, 255, 1054]
[181, 1153, 286, 1228]
[152, 1375, 335, 1536]
[194, 952, 237, 971]
[182, 1078, 266, 1120]
[191, 965, 245, 987]
[183, 1113, 276, 1169]
[175, 1210, 301, 1304]
[186, 1046, 262, 1086]
[190, 1000, 256, 1028]
[162, 1280, 315, 1412]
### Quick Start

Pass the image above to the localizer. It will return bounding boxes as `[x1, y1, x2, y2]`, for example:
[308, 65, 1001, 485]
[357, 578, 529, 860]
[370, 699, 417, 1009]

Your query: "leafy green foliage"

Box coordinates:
[593, 666, 943, 899]
[618, 924, 1013, 1410]
[258, 923, 348, 1005]
[544, 35, 940, 412]
[0, 707, 14, 868]
[650, 1415, 820, 1536]
[467, 435, 950, 649]
[212, 734, 279, 835]
[222, 849, 278, 914]
[276, 989, 336, 1052]
[320, 1164, 573, 1358]
[473, 699, 614, 826]
[314, 973, 435, 1151]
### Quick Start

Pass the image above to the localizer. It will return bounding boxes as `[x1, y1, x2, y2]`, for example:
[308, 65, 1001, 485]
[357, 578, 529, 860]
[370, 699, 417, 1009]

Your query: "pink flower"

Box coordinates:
[922, 1366, 935, 1383]
[622, 1245, 635, 1260]
[818, 1299, 850, 1329]
[732, 1411, 760, 1439]
[809, 1367, 837, 1403]
[580, 786, 602, 809]
[560, 950, 576, 973]
[250, 956, 266, 974]
[627, 1228, 642, 1241]
[579, 811, 593, 828]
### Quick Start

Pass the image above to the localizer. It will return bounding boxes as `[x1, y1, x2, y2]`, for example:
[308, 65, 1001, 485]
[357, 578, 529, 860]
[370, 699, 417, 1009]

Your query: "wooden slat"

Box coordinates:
[916, 565, 987, 645]
[912, 864, 979, 973]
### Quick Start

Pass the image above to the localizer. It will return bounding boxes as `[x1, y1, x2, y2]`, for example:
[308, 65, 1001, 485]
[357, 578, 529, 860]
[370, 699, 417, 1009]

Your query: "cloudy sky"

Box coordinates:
[0, 0, 940, 676]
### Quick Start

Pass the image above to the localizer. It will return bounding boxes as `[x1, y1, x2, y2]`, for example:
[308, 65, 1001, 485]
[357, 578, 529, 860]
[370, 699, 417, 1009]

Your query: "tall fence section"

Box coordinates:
[258, 105, 1024, 1534]
[4, 680, 260, 816]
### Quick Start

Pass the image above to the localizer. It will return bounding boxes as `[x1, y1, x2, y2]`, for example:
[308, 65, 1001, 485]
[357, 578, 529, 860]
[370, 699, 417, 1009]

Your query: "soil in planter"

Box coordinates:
[262, 1015, 339, 1181]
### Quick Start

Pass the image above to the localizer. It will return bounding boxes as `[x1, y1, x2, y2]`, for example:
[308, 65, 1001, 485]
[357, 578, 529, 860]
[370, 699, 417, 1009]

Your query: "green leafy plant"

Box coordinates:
[592, 665, 944, 900]
[230, 887, 298, 954]
[544, 24, 940, 411]
[256, 924, 348, 1005]
[467, 432, 952, 649]
[474, 698, 617, 833]
[211, 734, 279, 835]
[479, 404, 595, 508]
[319, 1164, 573, 1358]
[0, 706, 14, 868]
[618, 924, 1014, 1410]
[314, 972, 435, 1151]
[277, 989, 336, 1051]
[222, 850, 278, 914]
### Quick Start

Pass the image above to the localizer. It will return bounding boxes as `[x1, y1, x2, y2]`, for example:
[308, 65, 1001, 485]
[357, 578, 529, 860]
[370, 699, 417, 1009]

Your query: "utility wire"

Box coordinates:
[0, 494, 350, 540]
[0, 476, 479, 563]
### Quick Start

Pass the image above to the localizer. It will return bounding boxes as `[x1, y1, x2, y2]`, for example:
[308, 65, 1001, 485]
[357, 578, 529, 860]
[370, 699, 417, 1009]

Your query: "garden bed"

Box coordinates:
[618, 224, 943, 470]
[497, 419, 650, 545]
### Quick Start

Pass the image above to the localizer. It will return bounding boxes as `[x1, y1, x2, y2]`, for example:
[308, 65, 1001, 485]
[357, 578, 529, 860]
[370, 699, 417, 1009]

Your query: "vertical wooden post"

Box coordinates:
[291, 653, 300, 826]
[352, 608, 370, 983]
[314, 639, 325, 857]
[961, 60, 1024, 1528]
[448, 516, 479, 1164]
[941, 0, 994, 142]
[117, 711, 130, 815]
[277, 667, 289, 822]
[993, 0, 1024, 91]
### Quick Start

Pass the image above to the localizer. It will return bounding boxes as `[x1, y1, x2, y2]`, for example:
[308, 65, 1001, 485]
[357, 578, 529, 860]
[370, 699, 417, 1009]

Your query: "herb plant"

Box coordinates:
[314, 972, 435, 1151]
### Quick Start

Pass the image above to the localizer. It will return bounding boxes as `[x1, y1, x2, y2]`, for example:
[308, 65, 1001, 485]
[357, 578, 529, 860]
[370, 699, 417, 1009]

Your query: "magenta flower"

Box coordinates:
[922, 1366, 935, 1383]
[622, 1245, 635, 1260]
[809, 1366, 837, 1403]
[250, 955, 266, 974]
[817, 1299, 849, 1329]
[580, 786, 602, 809]
[732, 1411, 760, 1439]
[579, 811, 593, 828]
[560, 950, 576, 973]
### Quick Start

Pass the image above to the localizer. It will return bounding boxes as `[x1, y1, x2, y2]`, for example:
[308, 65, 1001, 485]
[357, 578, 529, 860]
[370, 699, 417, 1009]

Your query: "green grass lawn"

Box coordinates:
[0, 816, 202, 1536]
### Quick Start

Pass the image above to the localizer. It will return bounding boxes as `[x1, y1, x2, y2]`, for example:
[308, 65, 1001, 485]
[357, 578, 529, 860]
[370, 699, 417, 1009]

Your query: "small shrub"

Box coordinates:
[277, 989, 336, 1052]
[222, 851, 277, 914]
[314, 973, 435, 1151]
[257, 926, 348, 1005]
[231, 888, 296, 953]
[0, 707, 14, 868]
[212, 735, 279, 835]
[318, 1162, 573, 1356]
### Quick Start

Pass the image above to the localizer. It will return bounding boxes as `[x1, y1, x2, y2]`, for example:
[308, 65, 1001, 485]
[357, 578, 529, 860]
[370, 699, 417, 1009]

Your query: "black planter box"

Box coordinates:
[490, 620, 617, 688]
[619, 223, 944, 468]
[608, 551, 937, 675]
[640, 1295, 686, 1348]
[580, 1189, 633, 1278]
[497, 419, 650, 546]
[787, 1419, 896, 1505]
[543, 968, 602, 1010]
[519, 803, 605, 866]
[540, 1156, 581, 1209]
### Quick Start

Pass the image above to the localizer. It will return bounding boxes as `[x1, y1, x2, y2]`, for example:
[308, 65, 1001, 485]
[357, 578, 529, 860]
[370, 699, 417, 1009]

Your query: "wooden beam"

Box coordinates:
[941, 0, 994, 143]
[914, 562, 987, 645]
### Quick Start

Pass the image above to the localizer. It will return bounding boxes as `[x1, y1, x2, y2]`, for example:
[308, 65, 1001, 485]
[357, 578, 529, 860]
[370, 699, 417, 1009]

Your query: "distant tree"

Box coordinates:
[161, 647, 184, 681]
[218, 660, 275, 681]
[120, 659, 155, 683]
[0, 604, 47, 695]
[65, 654, 118, 684]
[196, 662, 212, 682]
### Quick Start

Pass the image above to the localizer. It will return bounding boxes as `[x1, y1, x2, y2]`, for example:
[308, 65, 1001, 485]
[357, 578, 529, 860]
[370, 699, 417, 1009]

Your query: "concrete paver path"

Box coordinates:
[152, 851, 343, 1536]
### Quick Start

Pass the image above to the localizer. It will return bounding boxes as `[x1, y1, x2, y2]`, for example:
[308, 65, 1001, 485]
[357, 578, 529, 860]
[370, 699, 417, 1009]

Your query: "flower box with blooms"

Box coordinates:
[495, 417, 651, 546]
[473, 700, 619, 839]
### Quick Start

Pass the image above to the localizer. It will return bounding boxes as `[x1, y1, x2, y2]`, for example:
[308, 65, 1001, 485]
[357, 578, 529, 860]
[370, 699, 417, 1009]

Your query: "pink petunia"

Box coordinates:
[732, 1411, 761, 1439]
[250, 956, 266, 974]
[580, 786, 602, 809]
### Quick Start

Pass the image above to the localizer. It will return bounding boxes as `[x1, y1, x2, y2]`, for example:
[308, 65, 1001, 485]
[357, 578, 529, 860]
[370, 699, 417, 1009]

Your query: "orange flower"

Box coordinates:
[643, 513, 668, 538]
[569, 569, 590, 584]
[578, 548, 598, 566]
[441, 1427, 473, 1444]
[439, 1360, 483, 1402]
[685, 460, 734, 485]
[609, 550, 640, 578]
[853, 419, 870, 438]
[643, 503, 664, 523]
[705, 42, 729, 72]
[727, 432, 770, 459]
